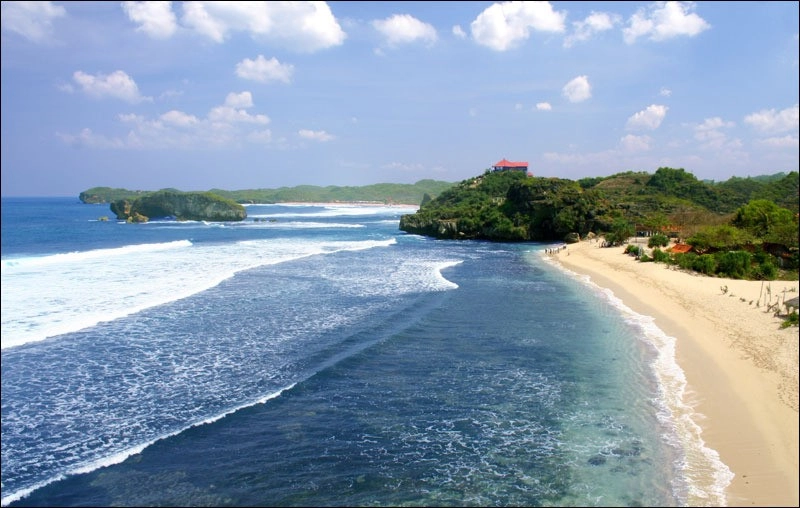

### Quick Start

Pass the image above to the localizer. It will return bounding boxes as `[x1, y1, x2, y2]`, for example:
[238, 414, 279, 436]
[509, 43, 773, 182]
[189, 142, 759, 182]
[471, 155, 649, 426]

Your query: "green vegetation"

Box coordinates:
[79, 187, 151, 204]
[80, 179, 454, 206]
[110, 190, 246, 222]
[399, 168, 798, 282]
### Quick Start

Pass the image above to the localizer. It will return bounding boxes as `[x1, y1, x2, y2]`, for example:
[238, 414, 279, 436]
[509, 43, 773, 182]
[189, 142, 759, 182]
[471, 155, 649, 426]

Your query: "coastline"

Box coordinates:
[547, 239, 799, 507]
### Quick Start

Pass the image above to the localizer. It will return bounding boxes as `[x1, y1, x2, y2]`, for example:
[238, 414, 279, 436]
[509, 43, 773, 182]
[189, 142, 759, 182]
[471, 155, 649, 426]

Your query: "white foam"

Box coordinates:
[0, 240, 192, 269]
[538, 251, 735, 506]
[253, 203, 418, 219]
[0, 384, 296, 508]
[0, 238, 397, 349]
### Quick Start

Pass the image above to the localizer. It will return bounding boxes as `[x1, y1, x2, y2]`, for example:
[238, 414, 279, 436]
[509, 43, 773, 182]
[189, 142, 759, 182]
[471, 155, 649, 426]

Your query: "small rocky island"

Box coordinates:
[109, 190, 246, 222]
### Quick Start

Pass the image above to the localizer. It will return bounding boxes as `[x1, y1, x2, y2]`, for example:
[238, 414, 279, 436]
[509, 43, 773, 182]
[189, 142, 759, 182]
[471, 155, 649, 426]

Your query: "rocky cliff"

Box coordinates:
[110, 191, 246, 222]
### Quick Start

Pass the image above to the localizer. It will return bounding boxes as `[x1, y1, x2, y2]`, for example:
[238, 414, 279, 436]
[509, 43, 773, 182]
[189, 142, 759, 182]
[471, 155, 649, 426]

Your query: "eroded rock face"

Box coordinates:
[111, 191, 246, 222]
[399, 215, 467, 239]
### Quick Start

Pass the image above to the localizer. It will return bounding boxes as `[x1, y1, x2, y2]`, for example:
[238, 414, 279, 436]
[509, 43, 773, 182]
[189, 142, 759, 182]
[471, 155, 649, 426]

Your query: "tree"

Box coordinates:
[732, 199, 798, 247]
[604, 218, 634, 246]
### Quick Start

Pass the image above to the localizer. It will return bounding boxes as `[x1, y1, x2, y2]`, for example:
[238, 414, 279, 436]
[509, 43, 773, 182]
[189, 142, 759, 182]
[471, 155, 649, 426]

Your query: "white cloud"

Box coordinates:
[59, 92, 273, 150]
[298, 129, 335, 141]
[72, 70, 152, 103]
[757, 135, 799, 148]
[693, 117, 738, 150]
[743, 104, 799, 134]
[0, 1, 65, 43]
[626, 104, 668, 130]
[562, 75, 591, 103]
[620, 134, 652, 152]
[470, 1, 566, 51]
[210, 92, 269, 124]
[223, 91, 254, 109]
[236, 55, 294, 84]
[130, 1, 347, 52]
[659, 87, 672, 97]
[56, 127, 128, 149]
[535, 102, 552, 111]
[122, 1, 177, 39]
[624, 1, 710, 44]
[372, 14, 437, 47]
[452, 25, 466, 38]
[564, 11, 619, 48]
[160, 110, 199, 127]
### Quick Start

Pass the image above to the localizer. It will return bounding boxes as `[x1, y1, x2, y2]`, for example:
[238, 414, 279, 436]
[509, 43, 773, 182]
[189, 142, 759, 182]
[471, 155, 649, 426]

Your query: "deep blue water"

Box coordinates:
[1, 197, 732, 506]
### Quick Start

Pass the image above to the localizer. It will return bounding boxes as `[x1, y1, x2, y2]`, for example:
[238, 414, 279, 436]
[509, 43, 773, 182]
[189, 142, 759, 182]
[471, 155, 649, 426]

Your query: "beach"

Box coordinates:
[550, 238, 799, 507]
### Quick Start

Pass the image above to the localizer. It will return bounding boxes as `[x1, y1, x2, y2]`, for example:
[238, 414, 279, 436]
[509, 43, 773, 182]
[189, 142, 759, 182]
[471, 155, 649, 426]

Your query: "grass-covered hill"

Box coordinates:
[79, 180, 455, 206]
[399, 167, 799, 243]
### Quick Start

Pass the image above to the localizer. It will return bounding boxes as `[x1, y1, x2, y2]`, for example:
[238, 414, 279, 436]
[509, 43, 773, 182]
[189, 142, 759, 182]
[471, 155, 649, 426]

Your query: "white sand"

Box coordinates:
[549, 238, 798, 507]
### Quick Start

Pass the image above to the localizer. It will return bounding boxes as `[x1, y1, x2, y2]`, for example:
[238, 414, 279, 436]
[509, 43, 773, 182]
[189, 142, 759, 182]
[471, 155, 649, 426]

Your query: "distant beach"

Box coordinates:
[548, 238, 799, 507]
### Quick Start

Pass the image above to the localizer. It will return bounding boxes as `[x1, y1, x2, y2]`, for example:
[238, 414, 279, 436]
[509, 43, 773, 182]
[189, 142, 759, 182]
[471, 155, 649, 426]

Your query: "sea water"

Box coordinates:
[1, 197, 732, 506]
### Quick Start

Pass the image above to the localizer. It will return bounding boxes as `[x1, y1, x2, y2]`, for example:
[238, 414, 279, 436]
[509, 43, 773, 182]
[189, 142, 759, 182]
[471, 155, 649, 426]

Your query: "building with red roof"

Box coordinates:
[492, 158, 529, 173]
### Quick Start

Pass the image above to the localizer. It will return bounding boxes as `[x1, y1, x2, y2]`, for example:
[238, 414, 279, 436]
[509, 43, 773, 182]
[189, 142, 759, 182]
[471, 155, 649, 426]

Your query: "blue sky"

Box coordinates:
[1, 1, 798, 197]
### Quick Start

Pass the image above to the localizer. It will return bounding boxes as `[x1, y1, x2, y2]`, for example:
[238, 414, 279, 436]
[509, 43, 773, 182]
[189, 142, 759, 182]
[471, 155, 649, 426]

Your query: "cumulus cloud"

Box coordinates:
[535, 102, 552, 111]
[743, 104, 799, 134]
[160, 110, 200, 127]
[208, 91, 269, 124]
[124, 1, 346, 52]
[659, 87, 672, 97]
[623, 1, 710, 44]
[620, 134, 652, 152]
[372, 14, 437, 47]
[693, 117, 738, 150]
[223, 91, 254, 109]
[562, 75, 591, 103]
[298, 129, 335, 141]
[626, 104, 668, 130]
[72, 70, 152, 103]
[564, 11, 619, 48]
[58, 92, 273, 150]
[236, 55, 294, 84]
[470, 1, 566, 51]
[1, 1, 65, 43]
[121, 1, 177, 39]
[452, 25, 466, 38]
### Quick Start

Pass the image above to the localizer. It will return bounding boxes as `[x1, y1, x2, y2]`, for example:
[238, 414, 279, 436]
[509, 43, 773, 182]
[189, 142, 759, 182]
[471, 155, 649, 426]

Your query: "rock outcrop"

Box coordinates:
[110, 191, 246, 222]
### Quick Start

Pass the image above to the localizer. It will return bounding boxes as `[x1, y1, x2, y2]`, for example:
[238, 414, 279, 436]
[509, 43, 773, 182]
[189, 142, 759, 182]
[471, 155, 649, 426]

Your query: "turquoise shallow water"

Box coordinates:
[1, 198, 730, 506]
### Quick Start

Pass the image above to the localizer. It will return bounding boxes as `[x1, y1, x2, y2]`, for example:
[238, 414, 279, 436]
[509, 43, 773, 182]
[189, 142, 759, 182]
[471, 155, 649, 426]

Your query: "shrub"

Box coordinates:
[781, 311, 798, 328]
[652, 248, 671, 263]
[716, 251, 752, 279]
[648, 234, 670, 248]
[751, 261, 778, 280]
[693, 254, 717, 275]
[674, 252, 698, 271]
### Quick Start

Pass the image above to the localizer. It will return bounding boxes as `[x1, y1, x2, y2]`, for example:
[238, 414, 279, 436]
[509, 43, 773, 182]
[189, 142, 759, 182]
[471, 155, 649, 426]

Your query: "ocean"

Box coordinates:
[1, 197, 733, 507]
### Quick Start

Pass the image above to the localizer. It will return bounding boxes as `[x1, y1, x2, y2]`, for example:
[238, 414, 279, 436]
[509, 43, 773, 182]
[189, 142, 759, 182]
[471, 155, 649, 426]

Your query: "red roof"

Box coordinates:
[493, 158, 528, 167]
[668, 243, 693, 254]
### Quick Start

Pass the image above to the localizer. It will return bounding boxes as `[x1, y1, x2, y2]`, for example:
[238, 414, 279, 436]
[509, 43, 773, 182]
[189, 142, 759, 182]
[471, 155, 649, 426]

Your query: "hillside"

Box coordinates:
[79, 180, 455, 206]
[400, 168, 799, 243]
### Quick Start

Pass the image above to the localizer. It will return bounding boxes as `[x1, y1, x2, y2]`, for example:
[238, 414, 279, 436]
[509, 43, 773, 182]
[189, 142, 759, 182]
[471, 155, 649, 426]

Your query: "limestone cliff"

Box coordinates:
[110, 191, 246, 222]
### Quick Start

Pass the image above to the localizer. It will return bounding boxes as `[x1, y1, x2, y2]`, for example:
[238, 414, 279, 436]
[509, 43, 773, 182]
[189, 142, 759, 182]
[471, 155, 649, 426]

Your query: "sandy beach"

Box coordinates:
[548, 238, 799, 506]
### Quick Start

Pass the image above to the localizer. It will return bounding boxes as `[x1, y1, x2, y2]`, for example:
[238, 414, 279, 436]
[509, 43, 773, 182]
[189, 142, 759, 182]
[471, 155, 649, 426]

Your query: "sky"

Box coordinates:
[1, 1, 798, 197]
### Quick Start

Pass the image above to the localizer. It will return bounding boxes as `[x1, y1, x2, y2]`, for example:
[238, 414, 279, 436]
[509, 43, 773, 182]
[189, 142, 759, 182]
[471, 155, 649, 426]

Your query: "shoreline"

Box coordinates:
[547, 239, 798, 507]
